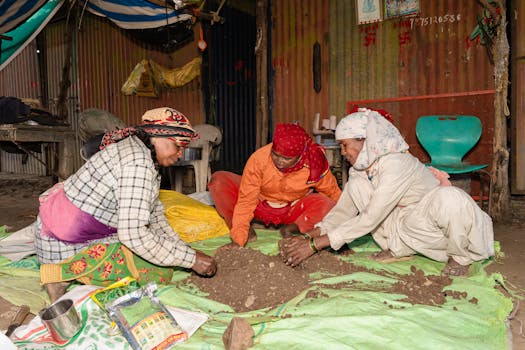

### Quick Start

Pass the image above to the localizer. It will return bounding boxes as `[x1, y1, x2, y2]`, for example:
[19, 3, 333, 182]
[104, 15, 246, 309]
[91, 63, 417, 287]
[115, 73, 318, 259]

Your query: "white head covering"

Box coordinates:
[335, 108, 409, 171]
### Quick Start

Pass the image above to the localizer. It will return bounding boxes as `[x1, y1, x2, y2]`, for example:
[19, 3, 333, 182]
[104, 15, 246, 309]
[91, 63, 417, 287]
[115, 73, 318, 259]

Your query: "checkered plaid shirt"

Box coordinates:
[35, 136, 196, 268]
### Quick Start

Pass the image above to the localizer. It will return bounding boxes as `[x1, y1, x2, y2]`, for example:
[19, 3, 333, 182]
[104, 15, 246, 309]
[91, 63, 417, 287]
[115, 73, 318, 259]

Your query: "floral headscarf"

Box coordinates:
[335, 108, 409, 172]
[99, 107, 198, 151]
[272, 123, 329, 183]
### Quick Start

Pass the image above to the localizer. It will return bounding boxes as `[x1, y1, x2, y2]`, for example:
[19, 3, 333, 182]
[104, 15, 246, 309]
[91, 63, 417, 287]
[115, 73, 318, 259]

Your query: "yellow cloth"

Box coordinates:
[159, 190, 229, 242]
[149, 57, 202, 89]
[121, 57, 201, 96]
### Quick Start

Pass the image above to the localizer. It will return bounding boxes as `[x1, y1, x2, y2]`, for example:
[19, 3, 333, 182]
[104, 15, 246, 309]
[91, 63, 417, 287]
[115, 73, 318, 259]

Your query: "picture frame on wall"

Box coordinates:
[385, 0, 420, 19]
[356, 0, 382, 25]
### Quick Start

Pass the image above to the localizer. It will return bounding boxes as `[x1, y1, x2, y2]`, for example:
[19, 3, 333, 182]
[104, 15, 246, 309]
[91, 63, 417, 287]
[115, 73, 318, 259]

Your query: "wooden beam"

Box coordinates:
[489, 1, 511, 221]
[255, 0, 269, 148]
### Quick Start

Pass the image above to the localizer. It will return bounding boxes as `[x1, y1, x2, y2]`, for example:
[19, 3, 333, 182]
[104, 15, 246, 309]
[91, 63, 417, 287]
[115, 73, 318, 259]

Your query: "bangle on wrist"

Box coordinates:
[309, 237, 319, 253]
[303, 233, 312, 239]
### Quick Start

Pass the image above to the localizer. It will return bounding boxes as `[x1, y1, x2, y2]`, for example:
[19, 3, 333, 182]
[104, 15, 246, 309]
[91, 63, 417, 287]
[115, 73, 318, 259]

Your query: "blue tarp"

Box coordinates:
[0, 0, 194, 71]
[0, 0, 64, 71]
[82, 0, 193, 29]
[0, 0, 48, 34]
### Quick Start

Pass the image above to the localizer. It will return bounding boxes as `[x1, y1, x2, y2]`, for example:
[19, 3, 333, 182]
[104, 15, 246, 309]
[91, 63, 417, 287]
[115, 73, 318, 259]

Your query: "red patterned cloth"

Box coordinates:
[271, 123, 329, 183]
[100, 107, 198, 151]
[140, 107, 198, 146]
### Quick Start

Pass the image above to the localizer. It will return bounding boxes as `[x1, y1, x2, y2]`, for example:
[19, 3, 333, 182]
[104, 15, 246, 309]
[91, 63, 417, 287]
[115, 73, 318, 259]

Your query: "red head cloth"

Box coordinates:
[348, 105, 395, 124]
[272, 123, 329, 183]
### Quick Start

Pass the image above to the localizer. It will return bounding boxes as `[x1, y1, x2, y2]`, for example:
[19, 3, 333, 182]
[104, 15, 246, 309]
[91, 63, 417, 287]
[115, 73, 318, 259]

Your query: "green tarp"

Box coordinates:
[1, 229, 515, 349]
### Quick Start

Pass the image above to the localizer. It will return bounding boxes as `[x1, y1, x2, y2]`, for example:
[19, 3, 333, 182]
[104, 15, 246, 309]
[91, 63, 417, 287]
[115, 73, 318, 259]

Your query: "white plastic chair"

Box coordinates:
[170, 124, 222, 193]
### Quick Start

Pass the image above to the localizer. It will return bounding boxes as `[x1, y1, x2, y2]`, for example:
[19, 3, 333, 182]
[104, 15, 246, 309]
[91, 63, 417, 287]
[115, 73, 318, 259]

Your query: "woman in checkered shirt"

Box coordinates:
[36, 107, 217, 302]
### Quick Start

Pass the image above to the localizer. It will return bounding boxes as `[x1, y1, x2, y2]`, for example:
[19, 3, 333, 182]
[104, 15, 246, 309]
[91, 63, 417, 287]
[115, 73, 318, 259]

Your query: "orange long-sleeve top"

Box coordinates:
[231, 144, 342, 246]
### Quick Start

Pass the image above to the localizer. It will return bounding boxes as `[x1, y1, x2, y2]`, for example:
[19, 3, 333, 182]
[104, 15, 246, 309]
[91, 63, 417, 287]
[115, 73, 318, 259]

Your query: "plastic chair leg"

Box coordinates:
[192, 160, 210, 193]
[171, 168, 184, 192]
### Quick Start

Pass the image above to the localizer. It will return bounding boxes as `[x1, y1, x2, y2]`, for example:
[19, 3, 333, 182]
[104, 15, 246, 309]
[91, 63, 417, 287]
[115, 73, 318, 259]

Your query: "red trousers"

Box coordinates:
[208, 171, 337, 233]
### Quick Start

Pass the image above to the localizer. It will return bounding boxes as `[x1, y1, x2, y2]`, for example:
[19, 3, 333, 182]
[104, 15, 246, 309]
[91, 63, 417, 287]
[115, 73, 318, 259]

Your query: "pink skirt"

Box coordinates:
[39, 183, 117, 244]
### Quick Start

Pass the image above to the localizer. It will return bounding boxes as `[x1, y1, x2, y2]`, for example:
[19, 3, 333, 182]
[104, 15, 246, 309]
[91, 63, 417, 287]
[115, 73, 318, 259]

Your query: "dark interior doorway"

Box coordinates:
[202, 6, 256, 175]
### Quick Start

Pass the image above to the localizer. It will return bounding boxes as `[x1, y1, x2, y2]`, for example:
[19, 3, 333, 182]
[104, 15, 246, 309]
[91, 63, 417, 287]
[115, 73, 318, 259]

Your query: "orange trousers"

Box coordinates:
[208, 171, 337, 233]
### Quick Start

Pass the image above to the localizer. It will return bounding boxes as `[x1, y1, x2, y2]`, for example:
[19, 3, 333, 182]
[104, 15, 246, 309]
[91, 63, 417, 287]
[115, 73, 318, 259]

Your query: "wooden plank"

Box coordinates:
[0, 124, 75, 180]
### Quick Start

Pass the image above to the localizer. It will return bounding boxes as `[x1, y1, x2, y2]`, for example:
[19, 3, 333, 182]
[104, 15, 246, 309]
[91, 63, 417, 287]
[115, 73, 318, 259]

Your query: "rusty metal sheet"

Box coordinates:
[76, 14, 205, 127]
[511, 1, 525, 194]
[329, 0, 494, 168]
[271, 0, 330, 134]
[0, 41, 40, 98]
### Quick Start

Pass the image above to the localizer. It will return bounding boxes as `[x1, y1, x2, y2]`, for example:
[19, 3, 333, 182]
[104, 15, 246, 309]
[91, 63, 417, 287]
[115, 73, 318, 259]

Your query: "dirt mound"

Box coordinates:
[186, 248, 361, 312]
[389, 265, 452, 306]
[185, 248, 462, 312]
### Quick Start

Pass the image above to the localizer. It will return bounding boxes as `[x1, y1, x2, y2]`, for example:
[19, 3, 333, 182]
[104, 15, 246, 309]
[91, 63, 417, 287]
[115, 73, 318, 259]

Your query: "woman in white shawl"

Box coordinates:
[280, 108, 494, 276]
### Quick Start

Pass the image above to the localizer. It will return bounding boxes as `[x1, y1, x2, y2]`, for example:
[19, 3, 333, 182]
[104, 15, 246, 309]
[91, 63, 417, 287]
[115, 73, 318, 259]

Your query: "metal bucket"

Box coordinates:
[39, 299, 81, 342]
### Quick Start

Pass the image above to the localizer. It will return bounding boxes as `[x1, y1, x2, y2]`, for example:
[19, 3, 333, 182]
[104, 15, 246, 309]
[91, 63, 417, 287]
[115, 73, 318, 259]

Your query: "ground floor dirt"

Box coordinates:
[0, 175, 523, 348]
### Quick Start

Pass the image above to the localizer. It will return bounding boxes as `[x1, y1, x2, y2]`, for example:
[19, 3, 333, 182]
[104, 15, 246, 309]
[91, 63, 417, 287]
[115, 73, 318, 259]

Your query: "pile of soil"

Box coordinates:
[186, 248, 464, 312]
[390, 265, 452, 306]
[186, 248, 361, 312]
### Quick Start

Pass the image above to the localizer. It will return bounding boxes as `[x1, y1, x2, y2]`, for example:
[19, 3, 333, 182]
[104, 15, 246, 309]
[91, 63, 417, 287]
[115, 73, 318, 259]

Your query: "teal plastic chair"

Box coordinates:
[416, 115, 492, 213]
[416, 115, 487, 173]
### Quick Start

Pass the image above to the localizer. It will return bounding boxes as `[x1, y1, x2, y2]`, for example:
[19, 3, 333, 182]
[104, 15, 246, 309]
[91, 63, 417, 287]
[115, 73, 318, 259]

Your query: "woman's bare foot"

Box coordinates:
[279, 223, 299, 238]
[370, 250, 413, 263]
[44, 282, 70, 303]
[441, 257, 470, 277]
[428, 166, 452, 186]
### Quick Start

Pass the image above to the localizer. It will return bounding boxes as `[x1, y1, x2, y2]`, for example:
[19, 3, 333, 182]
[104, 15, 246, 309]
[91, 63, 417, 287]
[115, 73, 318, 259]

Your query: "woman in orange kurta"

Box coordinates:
[208, 123, 341, 247]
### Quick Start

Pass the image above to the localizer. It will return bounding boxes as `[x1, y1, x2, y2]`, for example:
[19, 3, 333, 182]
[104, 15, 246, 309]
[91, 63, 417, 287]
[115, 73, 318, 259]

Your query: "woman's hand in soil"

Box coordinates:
[279, 236, 315, 267]
[192, 250, 217, 277]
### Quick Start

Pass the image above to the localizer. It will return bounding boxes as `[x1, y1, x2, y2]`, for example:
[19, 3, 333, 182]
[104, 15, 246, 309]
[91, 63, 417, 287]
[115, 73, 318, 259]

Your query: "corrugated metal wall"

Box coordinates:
[329, 0, 399, 111]
[42, 20, 82, 171]
[329, 0, 494, 167]
[0, 144, 51, 175]
[271, 0, 330, 132]
[0, 40, 56, 175]
[0, 12, 220, 176]
[0, 1, 501, 179]
[76, 14, 205, 127]
[0, 41, 41, 98]
[511, 1, 525, 194]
